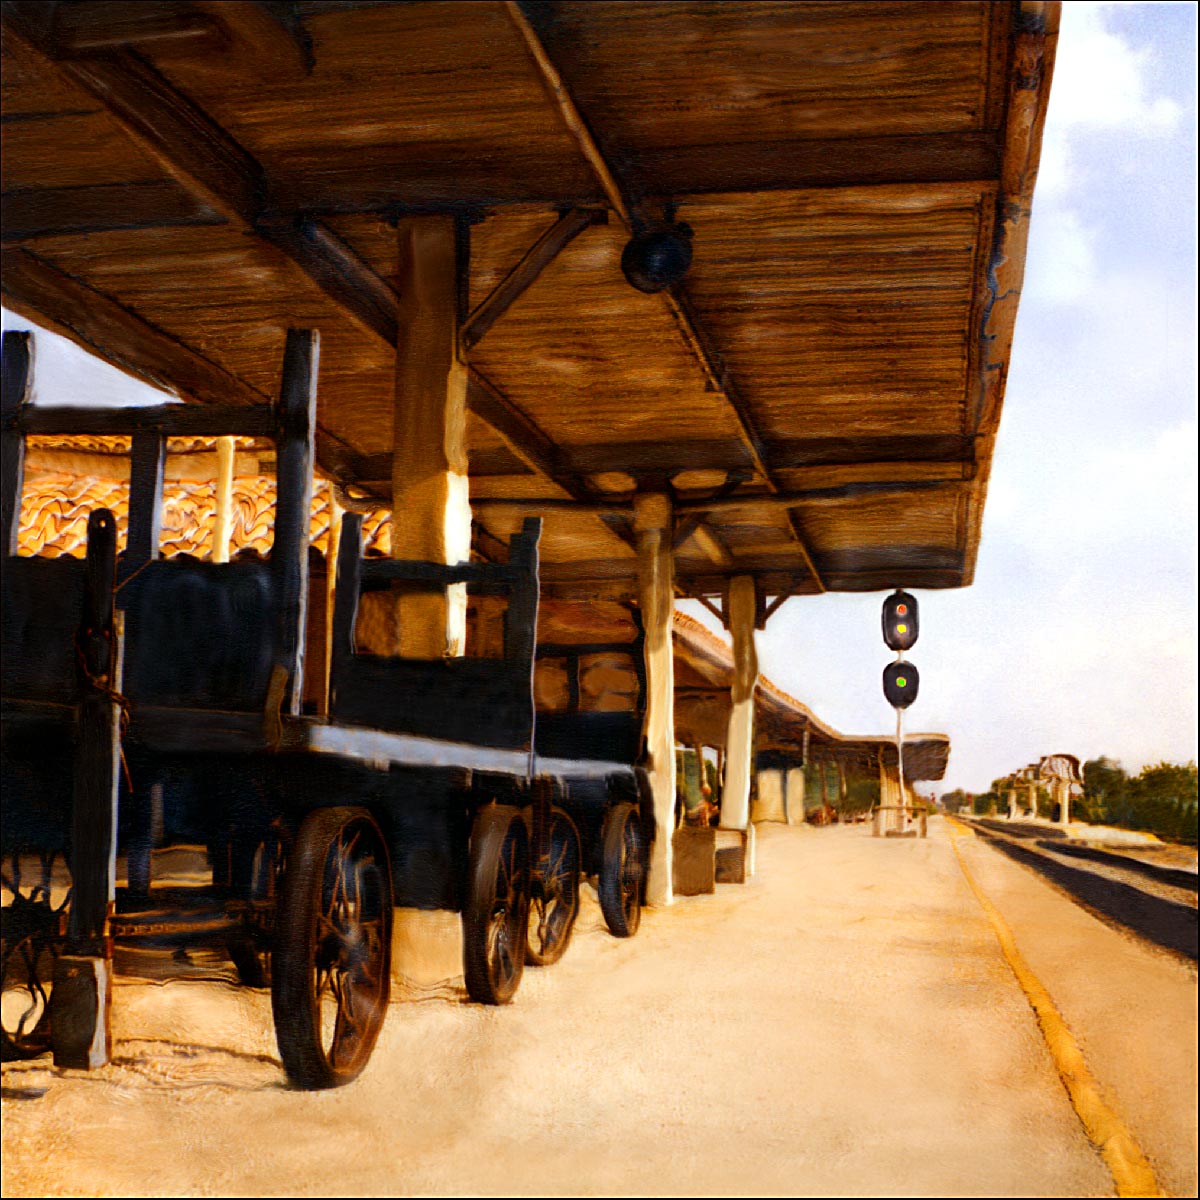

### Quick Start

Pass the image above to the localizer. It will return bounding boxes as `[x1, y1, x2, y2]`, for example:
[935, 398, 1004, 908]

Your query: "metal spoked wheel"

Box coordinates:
[526, 807, 581, 967]
[598, 802, 644, 938]
[272, 808, 392, 1089]
[463, 805, 530, 1005]
[1, 850, 70, 1062]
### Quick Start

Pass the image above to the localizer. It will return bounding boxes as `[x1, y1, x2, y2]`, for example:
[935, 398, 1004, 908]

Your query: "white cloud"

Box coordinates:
[1049, 3, 1184, 135]
[1, 307, 175, 407]
[1021, 207, 1099, 303]
[1036, 3, 1183, 204]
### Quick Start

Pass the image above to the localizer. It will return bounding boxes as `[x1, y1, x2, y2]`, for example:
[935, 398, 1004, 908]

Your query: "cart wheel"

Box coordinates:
[463, 805, 529, 1004]
[526, 807, 581, 967]
[598, 802, 644, 938]
[271, 808, 392, 1089]
[2, 851, 69, 1062]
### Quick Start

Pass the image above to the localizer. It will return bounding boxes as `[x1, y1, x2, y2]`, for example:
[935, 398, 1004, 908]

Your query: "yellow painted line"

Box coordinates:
[947, 819, 1164, 1198]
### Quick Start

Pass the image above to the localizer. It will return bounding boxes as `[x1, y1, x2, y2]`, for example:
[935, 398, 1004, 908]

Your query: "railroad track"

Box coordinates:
[963, 819, 1198, 962]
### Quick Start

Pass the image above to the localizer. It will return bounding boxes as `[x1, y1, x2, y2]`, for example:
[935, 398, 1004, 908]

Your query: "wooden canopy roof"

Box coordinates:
[1, 0, 1058, 604]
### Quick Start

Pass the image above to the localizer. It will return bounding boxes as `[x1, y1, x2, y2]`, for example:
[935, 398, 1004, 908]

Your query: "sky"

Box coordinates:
[3, 1, 1196, 794]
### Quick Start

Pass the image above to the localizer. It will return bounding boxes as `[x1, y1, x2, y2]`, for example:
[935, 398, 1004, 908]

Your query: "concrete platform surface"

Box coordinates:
[2, 819, 1196, 1197]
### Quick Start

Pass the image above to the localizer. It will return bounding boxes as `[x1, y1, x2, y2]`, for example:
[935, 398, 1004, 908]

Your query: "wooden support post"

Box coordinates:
[271, 330, 318, 715]
[721, 577, 757, 873]
[2, 329, 32, 555]
[52, 509, 120, 1069]
[393, 216, 470, 657]
[126, 431, 165, 565]
[634, 492, 675, 906]
[875, 760, 904, 836]
[212, 435, 235, 563]
[836, 760, 848, 812]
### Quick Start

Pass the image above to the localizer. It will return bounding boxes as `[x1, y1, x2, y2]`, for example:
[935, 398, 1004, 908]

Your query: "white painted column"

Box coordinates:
[876, 761, 903, 835]
[721, 575, 758, 874]
[1056, 779, 1071, 827]
[322, 481, 343, 717]
[392, 216, 470, 658]
[1027, 782, 1038, 819]
[785, 767, 806, 825]
[753, 769, 785, 823]
[634, 493, 675, 906]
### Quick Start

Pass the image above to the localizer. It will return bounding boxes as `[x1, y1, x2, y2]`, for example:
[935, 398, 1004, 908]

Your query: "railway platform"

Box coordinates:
[3, 818, 1196, 1198]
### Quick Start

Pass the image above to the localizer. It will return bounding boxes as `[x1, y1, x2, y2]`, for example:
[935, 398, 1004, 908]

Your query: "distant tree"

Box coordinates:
[973, 791, 999, 815]
[1126, 762, 1198, 841]
[940, 789, 971, 813]
[1082, 756, 1128, 825]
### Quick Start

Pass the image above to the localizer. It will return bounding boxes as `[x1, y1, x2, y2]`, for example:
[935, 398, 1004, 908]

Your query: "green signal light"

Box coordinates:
[897, 676, 907, 687]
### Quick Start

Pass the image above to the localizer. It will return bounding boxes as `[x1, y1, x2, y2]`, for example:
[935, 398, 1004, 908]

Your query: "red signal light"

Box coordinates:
[897, 604, 907, 616]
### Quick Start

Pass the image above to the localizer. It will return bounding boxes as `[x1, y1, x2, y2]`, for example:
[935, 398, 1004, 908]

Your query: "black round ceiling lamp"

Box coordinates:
[620, 222, 694, 293]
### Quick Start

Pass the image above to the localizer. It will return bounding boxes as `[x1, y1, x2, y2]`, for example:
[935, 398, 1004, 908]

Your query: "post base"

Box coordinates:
[51, 955, 111, 1069]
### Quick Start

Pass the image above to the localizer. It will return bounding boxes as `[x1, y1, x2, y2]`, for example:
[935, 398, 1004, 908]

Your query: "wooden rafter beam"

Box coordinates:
[527, 438, 976, 478]
[1, 245, 264, 407]
[1, 4, 385, 343]
[0, 246, 367, 482]
[1, 182, 224, 244]
[461, 207, 606, 351]
[686, 520, 735, 568]
[672, 471, 750, 550]
[674, 479, 962, 514]
[506, 0, 825, 592]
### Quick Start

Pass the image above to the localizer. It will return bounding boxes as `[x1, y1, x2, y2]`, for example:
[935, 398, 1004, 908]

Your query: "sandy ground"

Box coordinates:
[3, 819, 1195, 1198]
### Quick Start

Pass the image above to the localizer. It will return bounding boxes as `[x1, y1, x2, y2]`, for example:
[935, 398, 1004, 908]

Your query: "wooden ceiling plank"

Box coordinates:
[462, 207, 607, 351]
[627, 131, 1002, 198]
[50, 1, 224, 54]
[507, 0, 825, 592]
[467, 366, 566, 485]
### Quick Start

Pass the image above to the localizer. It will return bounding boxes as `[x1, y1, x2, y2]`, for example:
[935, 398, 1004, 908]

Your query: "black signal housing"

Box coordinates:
[882, 589, 919, 652]
[883, 660, 919, 710]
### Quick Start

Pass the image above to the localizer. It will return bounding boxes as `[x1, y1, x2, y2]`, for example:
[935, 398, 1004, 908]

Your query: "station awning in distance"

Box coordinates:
[673, 614, 949, 782]
[0, 1, 1059, 606]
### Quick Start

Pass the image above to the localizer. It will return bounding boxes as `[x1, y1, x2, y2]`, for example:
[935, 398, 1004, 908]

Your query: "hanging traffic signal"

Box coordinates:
[882, 589, 919, 651]
[883, 660, 920, 709]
